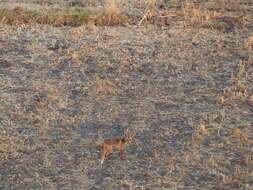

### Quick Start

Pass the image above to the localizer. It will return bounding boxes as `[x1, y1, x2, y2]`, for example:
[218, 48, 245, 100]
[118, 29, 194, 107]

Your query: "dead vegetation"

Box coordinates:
[0, 4, 130, 26]
[0, 0, 251, 28]
[0, 0, 252, 189]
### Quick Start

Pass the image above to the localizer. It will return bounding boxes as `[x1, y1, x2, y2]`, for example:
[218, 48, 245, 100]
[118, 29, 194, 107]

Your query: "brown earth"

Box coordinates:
[0, 0, 253, 189]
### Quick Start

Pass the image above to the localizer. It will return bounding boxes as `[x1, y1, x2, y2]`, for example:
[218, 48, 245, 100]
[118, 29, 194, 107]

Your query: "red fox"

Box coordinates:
[100, 135, 133, 165]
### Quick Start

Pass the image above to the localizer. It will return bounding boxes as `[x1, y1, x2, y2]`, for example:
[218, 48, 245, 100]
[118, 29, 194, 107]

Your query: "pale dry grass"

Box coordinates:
[0, 0, 252, 189]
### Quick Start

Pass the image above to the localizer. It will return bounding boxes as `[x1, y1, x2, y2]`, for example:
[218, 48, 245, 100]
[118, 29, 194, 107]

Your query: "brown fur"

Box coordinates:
[100, 136, 132, 165]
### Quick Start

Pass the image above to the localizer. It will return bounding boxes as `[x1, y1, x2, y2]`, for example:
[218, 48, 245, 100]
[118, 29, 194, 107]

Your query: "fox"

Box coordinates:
[100, 134, 133, 165]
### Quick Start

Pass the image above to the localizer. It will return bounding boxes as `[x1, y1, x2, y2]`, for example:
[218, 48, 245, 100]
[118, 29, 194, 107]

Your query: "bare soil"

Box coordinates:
[0, 0, 253, 189]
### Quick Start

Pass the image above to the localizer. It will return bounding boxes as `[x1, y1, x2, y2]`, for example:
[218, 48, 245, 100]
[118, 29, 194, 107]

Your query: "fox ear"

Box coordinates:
[124, 128, 136, 137]
[123, 128, 131, 137]
[123, 128, 129, 134]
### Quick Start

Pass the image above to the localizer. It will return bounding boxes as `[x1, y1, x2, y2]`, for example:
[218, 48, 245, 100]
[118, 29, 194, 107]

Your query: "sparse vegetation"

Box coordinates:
[0, 0, 252, 189]
[0, 5, 130, 26]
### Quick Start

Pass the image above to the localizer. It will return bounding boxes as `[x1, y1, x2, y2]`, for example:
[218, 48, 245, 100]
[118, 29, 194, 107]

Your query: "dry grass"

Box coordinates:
[0, 0, 252, 189]
[180, 1, 221, 24]
[0, 6, 94, 25]
[93, 0, 130, 26]
[0, 5, 130, 26]
[0, 0, 250, 27]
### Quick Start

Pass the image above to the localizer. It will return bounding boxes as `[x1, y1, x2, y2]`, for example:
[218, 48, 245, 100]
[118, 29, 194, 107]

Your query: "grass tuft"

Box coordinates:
[0, 6, 38, 25]
[0, 5, 130, 26]
[93, 0, 130, 26]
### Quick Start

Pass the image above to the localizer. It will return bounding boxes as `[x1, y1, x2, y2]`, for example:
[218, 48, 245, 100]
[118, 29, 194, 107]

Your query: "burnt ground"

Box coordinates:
[0, 0, 253, 190]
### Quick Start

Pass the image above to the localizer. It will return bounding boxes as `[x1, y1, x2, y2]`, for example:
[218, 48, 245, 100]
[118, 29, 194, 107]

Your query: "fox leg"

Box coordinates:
[106, 148, 113, 159]
[101, 147, 112, 165]
[119, 145, 125, 159]
[101, 149, 106, 165]
[101, 145, 108, 165]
